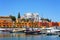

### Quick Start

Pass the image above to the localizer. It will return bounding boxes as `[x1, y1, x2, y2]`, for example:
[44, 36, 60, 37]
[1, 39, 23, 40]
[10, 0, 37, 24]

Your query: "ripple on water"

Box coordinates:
[0, 33, 60, 40]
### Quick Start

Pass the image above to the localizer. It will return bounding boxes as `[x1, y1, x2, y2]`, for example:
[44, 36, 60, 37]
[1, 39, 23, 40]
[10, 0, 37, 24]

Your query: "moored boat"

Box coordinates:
[24, 28, 40, 35]
[9, 28, 26, 33]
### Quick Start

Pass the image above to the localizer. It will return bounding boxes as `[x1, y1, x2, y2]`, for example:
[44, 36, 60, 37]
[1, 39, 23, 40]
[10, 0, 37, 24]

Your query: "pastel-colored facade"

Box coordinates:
[0, 16, 12, 22]
[0, 20, 13, 28]
[15, 22, 38, 28]
[38, 22, 59, 28]
[0, 20, 60, 28]
[0, 16, 60, 28]
[0, 16, 13, 28]
[57, 22, 60, 26]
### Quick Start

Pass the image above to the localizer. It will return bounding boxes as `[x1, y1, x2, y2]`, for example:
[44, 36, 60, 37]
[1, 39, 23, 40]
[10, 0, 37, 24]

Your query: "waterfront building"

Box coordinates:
[24, 12, 32, 19]
[15, 13, 60, 28]
[24, 12, 40, 22]
[58, 22, 60, 26]
[38, 22, 59, 28]
[0, 16, 12, 22]
[0, 16, 13, 28]
[15, 12, 41, 28]
[33, 13, 39, 22]
[0, 14, 60, 28]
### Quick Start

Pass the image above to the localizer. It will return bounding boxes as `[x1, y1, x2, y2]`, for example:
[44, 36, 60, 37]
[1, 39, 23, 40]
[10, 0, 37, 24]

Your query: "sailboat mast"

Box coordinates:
[31, 13, 34, 31]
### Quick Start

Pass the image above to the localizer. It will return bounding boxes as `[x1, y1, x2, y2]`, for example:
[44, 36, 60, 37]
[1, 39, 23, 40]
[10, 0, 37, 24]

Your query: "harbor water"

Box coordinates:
[0, 32, 60, 40]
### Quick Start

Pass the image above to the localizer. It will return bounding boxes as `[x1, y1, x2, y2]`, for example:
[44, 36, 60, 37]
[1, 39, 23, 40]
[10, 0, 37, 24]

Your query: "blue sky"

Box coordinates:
[0, 0, 60, 22]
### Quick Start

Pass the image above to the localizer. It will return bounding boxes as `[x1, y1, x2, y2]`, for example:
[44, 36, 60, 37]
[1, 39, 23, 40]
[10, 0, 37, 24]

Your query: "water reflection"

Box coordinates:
[0, 33, 25, 38]
[0, 33, 45, 38]
[0, 33, 60, 40]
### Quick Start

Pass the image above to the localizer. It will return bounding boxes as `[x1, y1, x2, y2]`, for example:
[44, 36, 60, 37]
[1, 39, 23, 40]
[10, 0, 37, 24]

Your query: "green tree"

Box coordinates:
[9, 15, 16, 21]
[21, 18, 25, 22]
[9, 15, 16, 28]
[41, 18, 51, 22]
[21, 18, 29, 22]
[25, 18, 29, 22]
